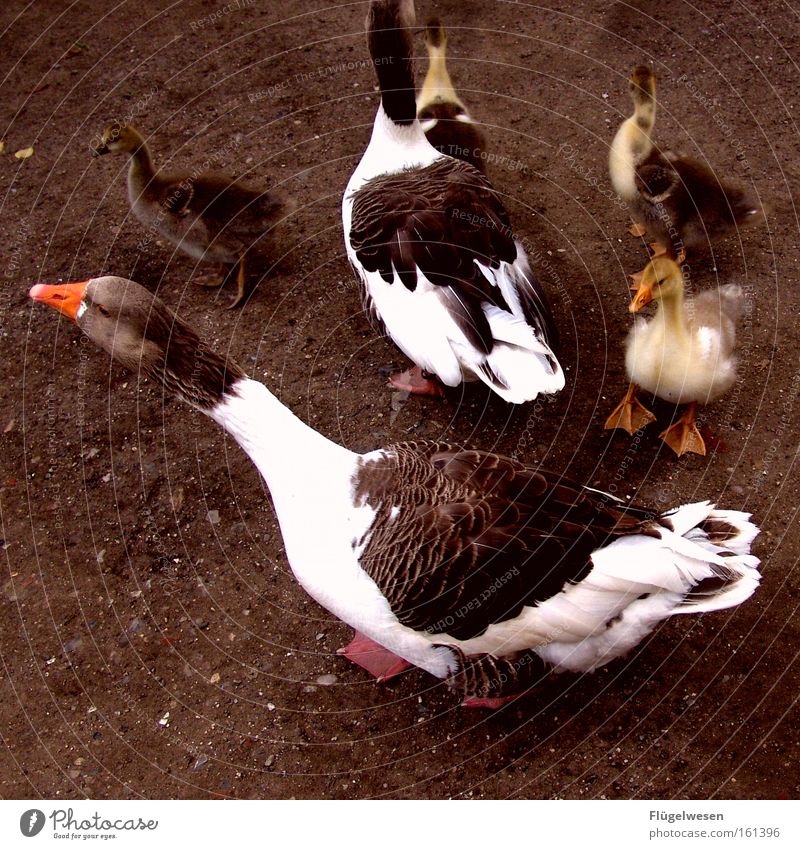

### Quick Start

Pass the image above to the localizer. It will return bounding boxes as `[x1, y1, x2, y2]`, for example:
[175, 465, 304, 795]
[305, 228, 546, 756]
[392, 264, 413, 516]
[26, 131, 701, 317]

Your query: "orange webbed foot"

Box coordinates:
[659, 403, 706, 457]
[605, 384, 657, 434]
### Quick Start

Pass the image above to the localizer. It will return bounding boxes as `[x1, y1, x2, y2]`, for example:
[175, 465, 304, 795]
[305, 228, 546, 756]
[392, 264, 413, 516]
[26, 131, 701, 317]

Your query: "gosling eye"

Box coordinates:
[96, 304, 111, 317]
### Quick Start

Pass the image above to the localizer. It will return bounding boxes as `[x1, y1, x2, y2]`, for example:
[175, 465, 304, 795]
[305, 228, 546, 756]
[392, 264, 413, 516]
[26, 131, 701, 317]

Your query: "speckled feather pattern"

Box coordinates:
[139, 303, 245, 410]
[353, 441, 662, 641]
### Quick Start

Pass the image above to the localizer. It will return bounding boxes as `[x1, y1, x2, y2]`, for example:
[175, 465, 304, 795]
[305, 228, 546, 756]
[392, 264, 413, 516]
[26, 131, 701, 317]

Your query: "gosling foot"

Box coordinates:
[225, 258, 249, 310]
[192, 266, 227, 288]
[628, 222, 648, 237]
[605, 384, 657, 435]
[660, 403, 706, 456]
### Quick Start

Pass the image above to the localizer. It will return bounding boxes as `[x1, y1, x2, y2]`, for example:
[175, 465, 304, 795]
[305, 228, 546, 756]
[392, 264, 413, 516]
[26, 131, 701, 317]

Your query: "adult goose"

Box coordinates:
[417, 17, 488, 175]
[343, 0, 562, 401]
[31, 276, 761, 707]
[609, 66, 760, 286]
[93, 122, 289, 308]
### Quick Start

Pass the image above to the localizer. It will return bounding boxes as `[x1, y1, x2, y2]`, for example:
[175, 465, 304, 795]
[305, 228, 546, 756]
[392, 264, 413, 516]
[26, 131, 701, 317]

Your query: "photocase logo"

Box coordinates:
[20, 809, 46, 837]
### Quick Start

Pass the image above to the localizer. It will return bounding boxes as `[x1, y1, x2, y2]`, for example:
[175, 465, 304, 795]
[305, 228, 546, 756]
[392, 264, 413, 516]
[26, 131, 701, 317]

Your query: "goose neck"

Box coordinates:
[209, 378, 354, 493]
[368, 1, 417, 125]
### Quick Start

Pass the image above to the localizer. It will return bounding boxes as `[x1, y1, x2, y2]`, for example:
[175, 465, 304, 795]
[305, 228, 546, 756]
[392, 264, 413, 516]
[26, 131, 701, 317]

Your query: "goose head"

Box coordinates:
[93, 122, 146, 157]
[367, 0, 416, 31]
[29, 277, 244, 408]
[629, 257, 683, 312]
[31, 277, 160, 368]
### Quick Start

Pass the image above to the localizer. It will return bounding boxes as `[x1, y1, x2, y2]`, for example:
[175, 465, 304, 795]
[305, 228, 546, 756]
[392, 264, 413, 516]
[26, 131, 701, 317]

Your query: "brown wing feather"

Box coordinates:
[353, 442, 662, 641]
[159, 181, 194, 215]
[635, 153, 680, 202]
[349, 158, 519, 353]
[158, 173, 284, 239]
[635, 149, 759, 249]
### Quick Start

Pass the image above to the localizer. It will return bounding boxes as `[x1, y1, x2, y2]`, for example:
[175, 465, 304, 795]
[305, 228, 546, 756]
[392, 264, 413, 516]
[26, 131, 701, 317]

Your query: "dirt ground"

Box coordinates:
[1, 0, 799, 800]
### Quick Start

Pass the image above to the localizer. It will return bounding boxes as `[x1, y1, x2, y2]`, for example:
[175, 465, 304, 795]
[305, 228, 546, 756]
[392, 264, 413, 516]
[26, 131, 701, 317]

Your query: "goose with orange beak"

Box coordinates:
[30, 276, 759, 707]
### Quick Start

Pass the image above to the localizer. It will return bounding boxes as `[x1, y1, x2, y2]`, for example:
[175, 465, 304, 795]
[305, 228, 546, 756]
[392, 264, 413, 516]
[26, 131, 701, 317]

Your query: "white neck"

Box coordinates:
[209, 378, 357, 500]
[351, 105, 441, 186]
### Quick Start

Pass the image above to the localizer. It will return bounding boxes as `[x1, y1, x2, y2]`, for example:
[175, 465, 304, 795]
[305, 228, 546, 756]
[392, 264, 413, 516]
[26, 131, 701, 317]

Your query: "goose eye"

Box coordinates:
[97, 304, 111, 317]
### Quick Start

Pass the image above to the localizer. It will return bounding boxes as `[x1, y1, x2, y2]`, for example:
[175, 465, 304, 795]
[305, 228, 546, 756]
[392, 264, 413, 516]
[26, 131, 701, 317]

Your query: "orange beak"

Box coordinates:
[29, 281, 89, 322]
[629, 284, 654, 313]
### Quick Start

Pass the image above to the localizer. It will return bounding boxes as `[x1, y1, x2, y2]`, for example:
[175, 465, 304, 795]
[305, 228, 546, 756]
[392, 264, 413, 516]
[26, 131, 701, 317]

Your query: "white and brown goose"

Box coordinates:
[417, 17, 488, 175]
[31, 276, 761, 707]
[343, 0, 563, 401]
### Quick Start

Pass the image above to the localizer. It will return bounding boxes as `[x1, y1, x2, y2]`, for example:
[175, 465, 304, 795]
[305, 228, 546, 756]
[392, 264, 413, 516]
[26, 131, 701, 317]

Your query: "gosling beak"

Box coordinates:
[93, 143, 110, 157]
[29, 281, 89, 322]
[629, 284, 654, 313]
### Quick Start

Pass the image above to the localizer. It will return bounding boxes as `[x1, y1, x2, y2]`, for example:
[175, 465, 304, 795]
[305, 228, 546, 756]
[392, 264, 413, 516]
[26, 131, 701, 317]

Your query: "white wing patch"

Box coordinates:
[697, 326, 716, 360]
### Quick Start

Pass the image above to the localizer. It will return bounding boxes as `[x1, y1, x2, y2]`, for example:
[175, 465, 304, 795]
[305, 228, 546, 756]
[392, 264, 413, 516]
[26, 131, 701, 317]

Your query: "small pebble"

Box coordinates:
[316, 674, 337, 686]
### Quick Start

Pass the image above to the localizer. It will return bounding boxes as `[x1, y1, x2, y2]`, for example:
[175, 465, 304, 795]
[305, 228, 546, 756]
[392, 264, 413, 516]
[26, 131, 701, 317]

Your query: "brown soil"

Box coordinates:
[1, 0, 799, 800]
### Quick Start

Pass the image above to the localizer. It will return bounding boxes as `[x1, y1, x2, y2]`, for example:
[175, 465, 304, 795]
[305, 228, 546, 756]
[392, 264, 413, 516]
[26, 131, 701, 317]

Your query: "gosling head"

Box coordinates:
[425, 16, 447, 50]
[629, 257, 684, 312]
[629, 64, 656, 105]
[93, 122, 146, 157]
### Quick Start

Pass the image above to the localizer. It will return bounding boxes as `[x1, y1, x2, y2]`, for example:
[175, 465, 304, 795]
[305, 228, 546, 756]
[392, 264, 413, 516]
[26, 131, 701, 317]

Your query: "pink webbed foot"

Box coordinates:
[337, 630, 412, 681]
[387, 366, 445, 397]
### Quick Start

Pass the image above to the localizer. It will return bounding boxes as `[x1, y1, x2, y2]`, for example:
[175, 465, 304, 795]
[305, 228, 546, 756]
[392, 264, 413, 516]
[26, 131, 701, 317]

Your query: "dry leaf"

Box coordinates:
[3, 419, 15, 433]
[65, 41, 88, 58]
[0, 140, 5, 154]
[14, 147, 34, 160]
